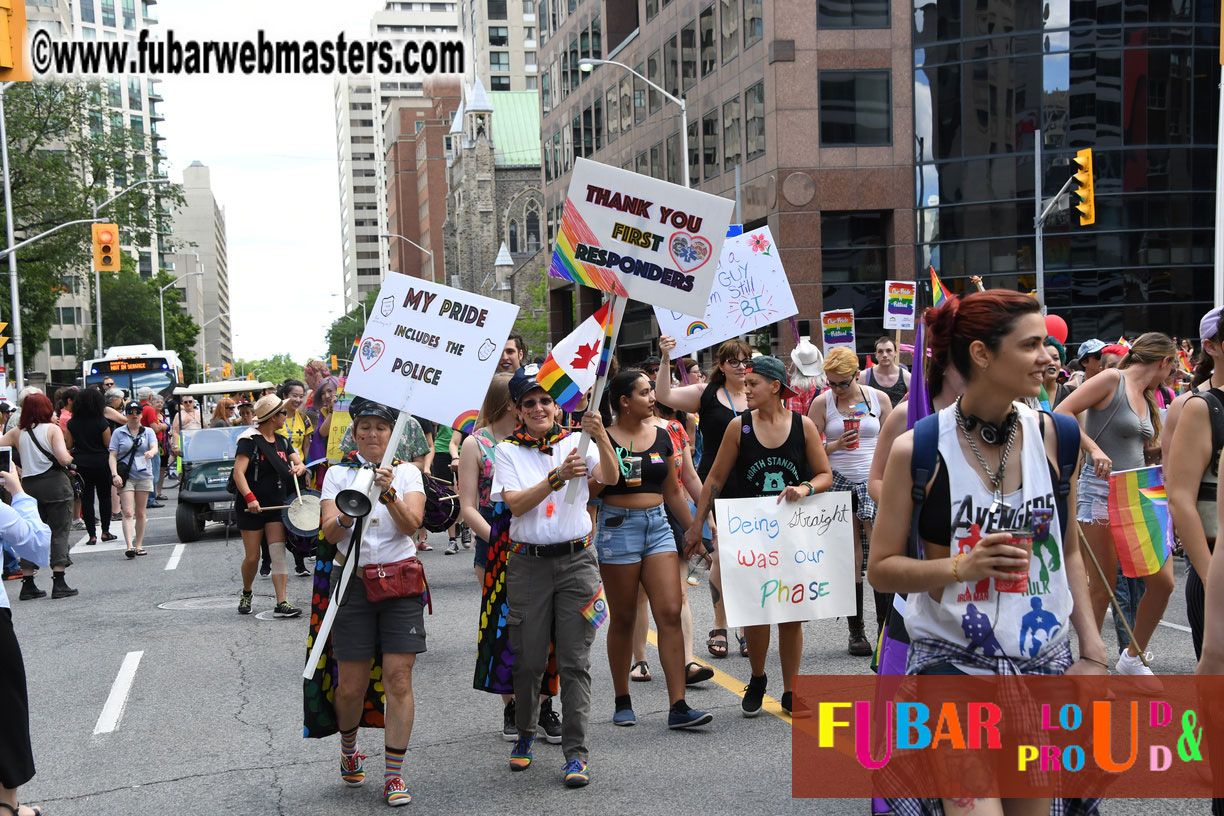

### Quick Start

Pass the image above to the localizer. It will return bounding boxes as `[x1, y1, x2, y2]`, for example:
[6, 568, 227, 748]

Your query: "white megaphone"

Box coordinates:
[336, 465, 376, 518]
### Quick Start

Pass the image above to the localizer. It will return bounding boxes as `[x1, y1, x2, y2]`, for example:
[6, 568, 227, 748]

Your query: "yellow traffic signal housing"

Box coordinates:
[92, 223, 121, 271]
[0, 0, 30, 83]
[222, 362, 232, 378]
[330, 354, 338, 371]
[1073, 148, 1095, 226]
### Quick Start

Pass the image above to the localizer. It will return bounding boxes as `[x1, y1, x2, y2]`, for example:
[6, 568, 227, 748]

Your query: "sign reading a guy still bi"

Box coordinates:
[343, 275, 519, 433]
[550, 157, 735, 316]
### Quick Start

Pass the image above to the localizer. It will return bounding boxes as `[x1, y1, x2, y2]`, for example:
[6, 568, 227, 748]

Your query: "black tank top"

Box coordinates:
[698, 383, 742, 495]
[867, 368, 909, 407]
[729, 410, 811, 499]
[602, 426, 674, 497]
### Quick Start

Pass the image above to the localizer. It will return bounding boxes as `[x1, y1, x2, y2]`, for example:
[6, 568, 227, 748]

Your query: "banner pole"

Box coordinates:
[564, 295, 627, 504]
[1073, 519, 1151, 670]
[303, 410, 410, 679]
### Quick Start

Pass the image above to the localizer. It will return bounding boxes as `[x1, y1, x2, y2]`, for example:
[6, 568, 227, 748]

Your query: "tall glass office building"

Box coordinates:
[914, 0, 1218, 340]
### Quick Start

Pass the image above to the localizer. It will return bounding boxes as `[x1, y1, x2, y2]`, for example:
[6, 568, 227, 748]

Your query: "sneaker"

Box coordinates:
[563, 758, 590, 788]
[445, 539, 459, 555]
[781, 691, 811, 719]
[111, 512, 122, 522]
[384, 776, 411, 807]
[742, 674, 767, 718]
[461, 526, 472, 548]
[72, 518, 86, 531]
[238, 591, 253, 615]
[295, 565, 312, 577]
[509, 736, 534, 771]
[339, 752, 365, 786]
[274, 600, 302, 618]
[146, 501, 164, 509]
[537, 698, 563, 744]
[502, 700, 517, 742]
[417, 542, 433, 552]
[667, 704, 714, 730]
[612, 706, 636, 727]
[1116, 648, 1163, 692]
[259, 566, 271, 578]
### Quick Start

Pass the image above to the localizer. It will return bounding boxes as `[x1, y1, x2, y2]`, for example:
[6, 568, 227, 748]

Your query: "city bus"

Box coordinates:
[81, 344, 184, 397]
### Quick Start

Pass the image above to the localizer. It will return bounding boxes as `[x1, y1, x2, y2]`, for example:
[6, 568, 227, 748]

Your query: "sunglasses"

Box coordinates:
[646, 366, 660, 374]
[520, 397, 554, 409]
[722, 358, 750, 368]
[829, 379, 854, 389]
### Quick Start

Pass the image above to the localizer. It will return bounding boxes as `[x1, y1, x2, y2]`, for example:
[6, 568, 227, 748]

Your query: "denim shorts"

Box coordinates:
[596, 504, 676, 565]
[1077, 467, 1111, 524]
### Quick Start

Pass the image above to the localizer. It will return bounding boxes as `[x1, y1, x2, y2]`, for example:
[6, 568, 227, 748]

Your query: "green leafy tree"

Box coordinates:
[232, 353, 305, 385]
[0, 80, 184, 368]
[325, 290, 380, 363]
[514, 268, 549, 357]
[98, 259, 198, 374]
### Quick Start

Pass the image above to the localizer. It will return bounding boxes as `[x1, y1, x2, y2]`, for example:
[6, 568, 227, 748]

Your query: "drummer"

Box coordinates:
[231, 394, 307, 618]
[320, 397, 427, 807]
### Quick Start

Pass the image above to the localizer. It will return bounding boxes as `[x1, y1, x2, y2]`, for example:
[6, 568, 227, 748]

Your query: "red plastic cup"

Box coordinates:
[843, 418, 861, 450]
[994, 530, 1033, 593]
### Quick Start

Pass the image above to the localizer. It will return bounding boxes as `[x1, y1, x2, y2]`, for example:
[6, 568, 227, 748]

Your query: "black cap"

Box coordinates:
[349, 397, 399, 425]
[508, 364, 545, 404]
[124, 400, 142, 414]
[0, 402, 10, 413]
[642, 355, 662, 370]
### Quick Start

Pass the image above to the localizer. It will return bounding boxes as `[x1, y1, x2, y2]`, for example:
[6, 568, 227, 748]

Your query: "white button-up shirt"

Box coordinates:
[321, 456, 424, 567]
[0, 494, 50, 610]
[490, 433, 604, 545]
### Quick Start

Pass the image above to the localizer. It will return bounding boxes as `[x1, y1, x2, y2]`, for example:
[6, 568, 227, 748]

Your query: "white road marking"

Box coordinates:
[164, 544, 185, 571]
[94, 651, 144, 735]
[1158, 620, 1192, 633]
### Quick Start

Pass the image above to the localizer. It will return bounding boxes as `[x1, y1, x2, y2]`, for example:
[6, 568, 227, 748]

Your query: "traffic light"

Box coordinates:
[1072, 148, 1095, 226]
[330, 354, 338, 371]
[91, 224, 121, 271]
[222, 362, 231, 378]
[0, 0, 30, 83]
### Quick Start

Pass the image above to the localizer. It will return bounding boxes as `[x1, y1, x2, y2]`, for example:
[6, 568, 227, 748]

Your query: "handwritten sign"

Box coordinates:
[342, 276, 519, 432]
[716, 493, 855, 627]
[883, 280, 916, 330]
[821, 308, 856, 350]
[653, 226, 799, 359]
[549, 157, 735, 315]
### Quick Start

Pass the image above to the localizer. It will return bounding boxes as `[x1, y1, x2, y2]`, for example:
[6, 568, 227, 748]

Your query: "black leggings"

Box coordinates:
[77, 463, 113, 538]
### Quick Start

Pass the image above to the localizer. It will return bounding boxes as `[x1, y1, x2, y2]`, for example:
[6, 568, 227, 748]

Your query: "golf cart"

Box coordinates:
[172, 380, 274, 542]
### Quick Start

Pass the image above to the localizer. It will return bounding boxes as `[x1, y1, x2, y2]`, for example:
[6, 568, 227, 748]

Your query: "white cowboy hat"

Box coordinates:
[790, 337, 825, 377]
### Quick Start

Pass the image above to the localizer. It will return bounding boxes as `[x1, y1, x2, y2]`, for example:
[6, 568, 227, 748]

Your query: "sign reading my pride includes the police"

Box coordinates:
[343, 275, 519, 432]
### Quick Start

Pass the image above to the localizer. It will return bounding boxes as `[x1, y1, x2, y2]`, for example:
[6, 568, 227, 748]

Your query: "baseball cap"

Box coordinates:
[1201, 307, 1223, 341]
[0, 402, 10, 413]
[124, 400, 142, 414]
[1076, 339, 1106, 361]
[745, 355, 797, 399]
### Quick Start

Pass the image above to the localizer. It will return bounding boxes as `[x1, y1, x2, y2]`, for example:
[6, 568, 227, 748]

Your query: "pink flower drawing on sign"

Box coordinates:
[748, 233, 771, 254]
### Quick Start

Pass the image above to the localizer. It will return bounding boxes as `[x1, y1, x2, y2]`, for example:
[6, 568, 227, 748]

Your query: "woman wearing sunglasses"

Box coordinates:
[807, 346, 893, 656]
[656, 336, 753, 659]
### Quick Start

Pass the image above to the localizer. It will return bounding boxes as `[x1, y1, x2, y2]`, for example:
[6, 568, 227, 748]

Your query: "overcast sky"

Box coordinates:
[157, 0, 386, 362]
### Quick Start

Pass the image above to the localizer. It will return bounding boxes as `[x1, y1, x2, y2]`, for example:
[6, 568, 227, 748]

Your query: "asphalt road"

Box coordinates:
[3, 488, 1213, 815]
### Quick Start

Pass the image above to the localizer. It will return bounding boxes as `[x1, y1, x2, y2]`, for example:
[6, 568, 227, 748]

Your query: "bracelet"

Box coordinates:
[952, 552, 964, 583]
[337, 515, 354, 530]
[547, 468, 565, 491]
[1080, 656, 1109, 669]
[800, 480, 814, 496]
[244, 492, 256, 505]
[379, 486, 398, 505]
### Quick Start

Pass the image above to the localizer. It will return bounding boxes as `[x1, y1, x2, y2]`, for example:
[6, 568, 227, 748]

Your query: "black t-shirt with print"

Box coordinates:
[235, 433, 293, 505]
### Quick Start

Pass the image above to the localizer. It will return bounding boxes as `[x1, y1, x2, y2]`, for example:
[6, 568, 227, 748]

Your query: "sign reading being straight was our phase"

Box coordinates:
[343, 275, 519, 433]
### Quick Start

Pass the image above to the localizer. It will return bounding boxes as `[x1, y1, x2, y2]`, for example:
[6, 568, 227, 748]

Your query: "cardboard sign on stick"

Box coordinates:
[821, 309, 856, 350]
[342, 276, 519, 431]
[549, 157, 735, 315]
[653, 226, 799, 358]
[716, 493, 856, 628]
[883, 280, 916, 331]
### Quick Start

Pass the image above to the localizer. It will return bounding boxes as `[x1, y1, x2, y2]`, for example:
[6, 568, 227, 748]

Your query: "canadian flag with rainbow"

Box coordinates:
[538, 300, 615, 413]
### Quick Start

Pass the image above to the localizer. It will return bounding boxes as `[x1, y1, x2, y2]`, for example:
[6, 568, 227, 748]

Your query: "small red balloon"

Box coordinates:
[1045, 314, 1069, 344]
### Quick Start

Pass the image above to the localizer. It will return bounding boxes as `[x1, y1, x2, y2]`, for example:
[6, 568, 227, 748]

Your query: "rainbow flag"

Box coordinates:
[1108, 466, 1172, 577]
[1116, 335, 1131, 349]
[581, 584, 609, 629]
[538, 301, 614, 412]
[930, 266, 953, 308]
[549, 198, 628, 296]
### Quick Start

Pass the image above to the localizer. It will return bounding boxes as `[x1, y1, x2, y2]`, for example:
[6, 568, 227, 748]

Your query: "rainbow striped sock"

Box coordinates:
[384, 745, 407, 785]
[340, 727, 358, 758]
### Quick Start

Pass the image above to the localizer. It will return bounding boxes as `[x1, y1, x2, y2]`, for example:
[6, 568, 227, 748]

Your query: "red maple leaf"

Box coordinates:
[571, 341, 600, 370]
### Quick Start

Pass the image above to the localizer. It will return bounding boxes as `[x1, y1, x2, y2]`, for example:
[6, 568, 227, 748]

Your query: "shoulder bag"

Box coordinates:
[114, 429, 142, 486]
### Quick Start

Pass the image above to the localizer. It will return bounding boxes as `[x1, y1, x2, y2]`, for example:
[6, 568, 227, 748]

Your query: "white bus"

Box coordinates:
[81, 344, 184, 397]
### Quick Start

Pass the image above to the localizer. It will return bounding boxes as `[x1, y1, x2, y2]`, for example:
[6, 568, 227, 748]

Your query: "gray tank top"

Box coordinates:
[1084, 373, 1152, 471]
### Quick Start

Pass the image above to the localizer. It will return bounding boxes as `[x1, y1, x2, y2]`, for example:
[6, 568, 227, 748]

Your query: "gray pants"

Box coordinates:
[507, 544, 600, 762]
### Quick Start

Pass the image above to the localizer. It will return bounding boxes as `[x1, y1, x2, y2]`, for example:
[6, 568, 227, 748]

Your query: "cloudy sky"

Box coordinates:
[157, 0, 386, 362]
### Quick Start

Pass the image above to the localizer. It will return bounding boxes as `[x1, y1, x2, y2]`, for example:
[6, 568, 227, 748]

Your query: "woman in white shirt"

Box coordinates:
[320, 398, 426, 808]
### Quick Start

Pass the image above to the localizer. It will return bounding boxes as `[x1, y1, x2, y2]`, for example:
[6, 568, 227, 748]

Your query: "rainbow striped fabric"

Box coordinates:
[1107, 465, 1172, 577]
[548, 198, 628, 296]
[537, 301, 614, 412]
[581, 584, 609, 629]
[930, 266, 953, 308]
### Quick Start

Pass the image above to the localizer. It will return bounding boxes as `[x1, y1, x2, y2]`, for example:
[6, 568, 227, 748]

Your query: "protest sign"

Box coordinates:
[883, 280, 916, 330]
[325, 378, 352, 464]
[653, 226, 799, 358]
[342, 276, 519, 432]
[550, 157, 735, 315]
[821, 309, 856, 350]
[715, 492, 855, 628]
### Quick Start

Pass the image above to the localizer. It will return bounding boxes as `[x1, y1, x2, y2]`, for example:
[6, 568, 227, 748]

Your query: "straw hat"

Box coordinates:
[254, 394, 286, 423]
[790, 337, 825, 377]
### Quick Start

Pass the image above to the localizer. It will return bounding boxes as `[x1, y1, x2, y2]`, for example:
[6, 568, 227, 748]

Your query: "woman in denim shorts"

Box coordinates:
[594, 369, 712, 731]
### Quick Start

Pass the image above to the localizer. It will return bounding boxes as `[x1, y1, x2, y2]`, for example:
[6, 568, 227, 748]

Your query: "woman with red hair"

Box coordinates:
[0, 392, 76, 600]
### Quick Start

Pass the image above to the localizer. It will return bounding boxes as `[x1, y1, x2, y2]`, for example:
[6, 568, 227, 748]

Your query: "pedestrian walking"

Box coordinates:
[859, 336, 910, 407]
[64, 388, 116, 546]
[109, 401, 158, 559]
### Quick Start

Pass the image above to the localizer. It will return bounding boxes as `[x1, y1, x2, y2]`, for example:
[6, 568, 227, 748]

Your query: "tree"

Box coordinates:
[232, 353, 305, 385]
[514, 268, 549, 357]
[0, 81, 184, 368]
[98, 258, 199, 374]
[324, 290, 380, 363]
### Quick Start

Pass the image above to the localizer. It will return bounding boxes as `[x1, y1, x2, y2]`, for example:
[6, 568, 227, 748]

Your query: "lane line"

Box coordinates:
[1159, 620, 1192, 633]
[164, 544, 185, 571]
[645, 629, 791, 723]
[94, 651, 144, 735]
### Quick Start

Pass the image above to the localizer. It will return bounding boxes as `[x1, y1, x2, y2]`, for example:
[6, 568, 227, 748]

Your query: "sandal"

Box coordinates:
[706, 628, 728, 659]
[101, 532, 118, 542]
[86, 537, 98, 546]
[685, 661, 714, 686]
[630, 660, 652, 682]
[125, 549, 136, 559]
[737, 629, 749, 657]
[135, 549, 148, 556]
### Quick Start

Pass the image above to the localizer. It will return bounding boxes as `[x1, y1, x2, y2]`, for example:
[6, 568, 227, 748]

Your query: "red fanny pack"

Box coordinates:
[360, 557, 431, 611]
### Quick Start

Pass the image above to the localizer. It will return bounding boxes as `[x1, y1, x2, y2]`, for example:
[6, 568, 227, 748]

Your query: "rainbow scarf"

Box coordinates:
[1107, 465, 1172, 577]
[930, 265, 953, 308]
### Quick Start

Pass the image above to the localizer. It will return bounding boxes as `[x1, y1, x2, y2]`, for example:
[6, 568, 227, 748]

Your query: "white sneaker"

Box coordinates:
[1115, 648, 1163, 692]
[445, 539, 459, 555]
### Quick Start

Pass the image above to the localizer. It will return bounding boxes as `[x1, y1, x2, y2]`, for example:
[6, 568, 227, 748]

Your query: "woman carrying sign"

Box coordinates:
[684, 356, 832, 718]
[232, 394, 307, 619]
[657, 335, 752, 659]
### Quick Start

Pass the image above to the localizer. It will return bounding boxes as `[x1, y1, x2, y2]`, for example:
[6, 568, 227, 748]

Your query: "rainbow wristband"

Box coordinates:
[379, 487, 398, 505]
[547, 468, 565, 491]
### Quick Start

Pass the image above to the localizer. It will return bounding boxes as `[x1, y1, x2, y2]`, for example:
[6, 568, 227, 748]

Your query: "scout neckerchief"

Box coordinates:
[504, 422, 570, 456]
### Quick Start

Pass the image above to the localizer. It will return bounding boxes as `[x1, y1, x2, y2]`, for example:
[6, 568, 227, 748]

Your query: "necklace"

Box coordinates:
[955, 396, 1019, 514]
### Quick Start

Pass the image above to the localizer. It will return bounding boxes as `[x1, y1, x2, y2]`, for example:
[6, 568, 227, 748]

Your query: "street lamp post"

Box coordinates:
[92, 177, 173, 355]
[0, 82, 25, 390]
[159, 270, 203, 350]
[200, 312, 229, 381]
[380, 233, 435, 283]
[579, 58, 689, 189]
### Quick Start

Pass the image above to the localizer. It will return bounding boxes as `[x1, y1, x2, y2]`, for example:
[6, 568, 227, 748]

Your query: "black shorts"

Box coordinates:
[333, 583, 427, 661]
[429, 452, 454, 483]
[0, 609, 36, 789]
[234, 503, 284, 532]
